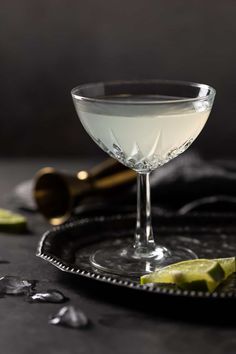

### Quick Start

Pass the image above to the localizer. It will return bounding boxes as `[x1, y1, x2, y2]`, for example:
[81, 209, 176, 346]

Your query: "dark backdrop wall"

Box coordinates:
[0, 0, 235, 158]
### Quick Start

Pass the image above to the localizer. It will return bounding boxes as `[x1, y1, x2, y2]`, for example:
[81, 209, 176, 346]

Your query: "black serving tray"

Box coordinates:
[37, 212, 236, 300]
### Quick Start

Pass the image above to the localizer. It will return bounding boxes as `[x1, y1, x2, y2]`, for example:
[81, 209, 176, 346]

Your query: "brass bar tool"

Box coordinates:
[34, 158, 136, 225]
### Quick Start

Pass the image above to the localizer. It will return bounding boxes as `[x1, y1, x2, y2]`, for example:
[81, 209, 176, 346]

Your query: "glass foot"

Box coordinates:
[90, 238, 197, 277]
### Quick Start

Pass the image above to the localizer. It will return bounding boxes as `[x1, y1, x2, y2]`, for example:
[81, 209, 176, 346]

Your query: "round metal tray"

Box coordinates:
[37, 212, 236, 300]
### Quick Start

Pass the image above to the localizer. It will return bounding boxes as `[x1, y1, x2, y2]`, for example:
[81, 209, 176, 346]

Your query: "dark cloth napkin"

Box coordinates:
[149, 153, 236, 213]
[11, 152, 236, 217]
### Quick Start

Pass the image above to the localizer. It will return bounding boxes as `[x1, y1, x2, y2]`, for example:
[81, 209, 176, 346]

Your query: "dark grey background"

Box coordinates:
[0, 0, 235, 158]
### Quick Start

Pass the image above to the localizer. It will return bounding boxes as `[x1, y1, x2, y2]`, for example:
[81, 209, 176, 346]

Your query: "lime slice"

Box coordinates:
[0, 209, 27, 233]
[0, 209, 14, 217]
[140, 259, 225, 284]
[140, 258, 235, 293]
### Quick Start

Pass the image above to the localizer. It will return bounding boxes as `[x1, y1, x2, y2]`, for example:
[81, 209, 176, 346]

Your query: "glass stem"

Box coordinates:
[134, 172, 156, 254]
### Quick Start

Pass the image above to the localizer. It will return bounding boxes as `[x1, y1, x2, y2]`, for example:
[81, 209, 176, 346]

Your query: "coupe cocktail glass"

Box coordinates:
[71, 80, 215, 276]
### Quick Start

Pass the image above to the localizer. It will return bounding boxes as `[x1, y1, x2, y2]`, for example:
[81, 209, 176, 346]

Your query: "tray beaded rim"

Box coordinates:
[37, 214, 236, 300]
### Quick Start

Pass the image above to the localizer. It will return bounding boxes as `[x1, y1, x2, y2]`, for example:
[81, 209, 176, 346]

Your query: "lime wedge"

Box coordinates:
[140, 258, 235, 293]
[0, 209, 27, 233]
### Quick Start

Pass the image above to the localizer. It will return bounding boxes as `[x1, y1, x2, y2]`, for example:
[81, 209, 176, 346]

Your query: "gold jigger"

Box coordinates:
[34, 158, 136, 225]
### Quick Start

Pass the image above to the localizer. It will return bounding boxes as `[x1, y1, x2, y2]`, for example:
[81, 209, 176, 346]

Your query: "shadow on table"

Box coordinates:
[57, 271, 235, 327]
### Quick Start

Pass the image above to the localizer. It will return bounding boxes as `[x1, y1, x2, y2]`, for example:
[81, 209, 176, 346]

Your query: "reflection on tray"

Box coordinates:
[38, 213, 236, 300]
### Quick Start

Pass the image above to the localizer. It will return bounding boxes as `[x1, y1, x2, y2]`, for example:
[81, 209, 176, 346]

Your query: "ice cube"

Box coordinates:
[28, 289, 67, 303]
[49, 306, 89, 329]
[0, 276, 35, 295]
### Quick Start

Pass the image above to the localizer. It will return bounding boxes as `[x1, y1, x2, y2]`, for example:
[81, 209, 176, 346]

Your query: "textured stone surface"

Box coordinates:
[0, 159, 236, 354]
